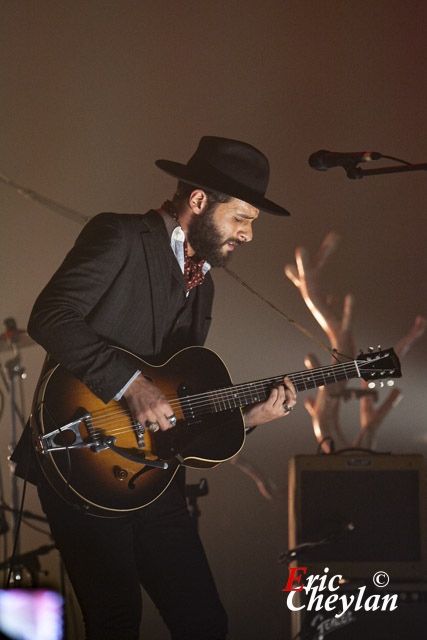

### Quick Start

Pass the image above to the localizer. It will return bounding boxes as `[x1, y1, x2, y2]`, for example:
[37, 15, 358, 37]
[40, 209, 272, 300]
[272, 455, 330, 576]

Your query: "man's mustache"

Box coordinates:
[223, 238, 242, 247]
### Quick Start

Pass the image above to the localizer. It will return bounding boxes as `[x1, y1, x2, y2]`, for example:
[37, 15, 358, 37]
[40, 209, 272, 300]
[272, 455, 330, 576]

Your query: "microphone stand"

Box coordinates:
[0, 318, 36, 586]
[4, 350, 27, 586]
[346, 162, 427, 179]
[0, 501, 48, 525]
[279, 523, 355, 565]
[0, 544, 56, 587]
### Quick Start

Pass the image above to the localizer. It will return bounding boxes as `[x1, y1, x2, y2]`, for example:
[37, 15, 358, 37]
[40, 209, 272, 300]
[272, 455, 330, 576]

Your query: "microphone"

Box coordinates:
[279, 522, 355, 564]
[309, 149, 382, 171]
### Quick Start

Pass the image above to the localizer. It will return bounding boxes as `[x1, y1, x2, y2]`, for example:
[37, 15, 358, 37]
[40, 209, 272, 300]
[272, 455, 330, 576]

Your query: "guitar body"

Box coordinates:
[31, 346, 246, 517]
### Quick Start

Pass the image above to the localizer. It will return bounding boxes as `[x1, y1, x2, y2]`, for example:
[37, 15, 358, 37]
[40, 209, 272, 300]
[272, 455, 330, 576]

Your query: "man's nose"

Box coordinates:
[238, 224, 253, 243]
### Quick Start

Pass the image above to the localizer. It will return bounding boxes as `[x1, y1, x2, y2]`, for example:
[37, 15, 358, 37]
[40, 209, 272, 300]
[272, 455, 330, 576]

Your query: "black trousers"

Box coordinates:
[38, 480, 228, 640]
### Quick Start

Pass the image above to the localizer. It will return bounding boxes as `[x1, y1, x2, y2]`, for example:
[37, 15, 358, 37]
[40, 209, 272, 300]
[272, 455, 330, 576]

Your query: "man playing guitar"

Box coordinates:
[14, 137, 296, 639]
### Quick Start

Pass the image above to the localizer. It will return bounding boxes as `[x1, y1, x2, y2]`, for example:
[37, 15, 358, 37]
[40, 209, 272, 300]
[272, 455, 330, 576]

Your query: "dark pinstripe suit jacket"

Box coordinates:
[27, 210, 215, 404]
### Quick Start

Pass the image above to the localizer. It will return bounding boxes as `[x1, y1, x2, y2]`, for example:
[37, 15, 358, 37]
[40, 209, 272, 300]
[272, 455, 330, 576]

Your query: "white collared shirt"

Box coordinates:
[157, 207, 212, 289]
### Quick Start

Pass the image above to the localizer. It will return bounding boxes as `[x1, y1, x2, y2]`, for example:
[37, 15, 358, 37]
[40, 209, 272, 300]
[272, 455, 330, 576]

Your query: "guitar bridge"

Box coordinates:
[134, 422, 145, 449]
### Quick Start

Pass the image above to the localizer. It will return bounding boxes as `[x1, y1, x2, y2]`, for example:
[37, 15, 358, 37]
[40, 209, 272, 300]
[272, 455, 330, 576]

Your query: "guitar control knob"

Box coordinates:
[113, 466, 128, 481]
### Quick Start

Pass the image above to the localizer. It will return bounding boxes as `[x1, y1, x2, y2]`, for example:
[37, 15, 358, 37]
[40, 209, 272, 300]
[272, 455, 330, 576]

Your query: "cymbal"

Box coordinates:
[0, 329, 36, 352]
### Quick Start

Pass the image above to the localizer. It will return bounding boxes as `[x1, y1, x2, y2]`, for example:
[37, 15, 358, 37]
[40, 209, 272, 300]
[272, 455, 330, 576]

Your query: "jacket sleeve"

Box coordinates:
[28, 213, 139, 403]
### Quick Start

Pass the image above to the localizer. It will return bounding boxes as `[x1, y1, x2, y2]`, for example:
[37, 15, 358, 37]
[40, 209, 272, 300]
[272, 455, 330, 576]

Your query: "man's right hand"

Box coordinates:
[123, 374, 176, 431]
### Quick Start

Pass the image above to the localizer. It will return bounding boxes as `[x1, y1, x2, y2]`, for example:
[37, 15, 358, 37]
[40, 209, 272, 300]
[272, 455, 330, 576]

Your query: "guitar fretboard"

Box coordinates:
[207, 361, 359, 414]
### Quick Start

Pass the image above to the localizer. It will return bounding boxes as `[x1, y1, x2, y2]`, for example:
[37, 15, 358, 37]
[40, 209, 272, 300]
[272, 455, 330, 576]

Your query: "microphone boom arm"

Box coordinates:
[346, 162, 427, 179]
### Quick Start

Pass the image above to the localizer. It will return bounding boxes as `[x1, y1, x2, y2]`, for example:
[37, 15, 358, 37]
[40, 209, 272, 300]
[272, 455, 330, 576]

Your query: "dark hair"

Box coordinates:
[172, 181, 231, 208]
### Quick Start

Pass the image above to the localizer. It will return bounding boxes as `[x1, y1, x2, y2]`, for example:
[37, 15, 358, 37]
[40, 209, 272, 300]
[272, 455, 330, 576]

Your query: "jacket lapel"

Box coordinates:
[191, 272, 214, 345]
[139, 211, 172, 353]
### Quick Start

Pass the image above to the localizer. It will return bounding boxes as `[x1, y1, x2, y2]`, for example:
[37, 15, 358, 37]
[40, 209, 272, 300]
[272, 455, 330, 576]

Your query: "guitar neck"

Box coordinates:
[209, 360, 360, 413]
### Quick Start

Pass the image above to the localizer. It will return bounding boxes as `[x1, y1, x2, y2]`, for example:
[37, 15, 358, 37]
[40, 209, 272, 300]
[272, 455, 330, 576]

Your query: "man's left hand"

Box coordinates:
[243, 376, 297, 428]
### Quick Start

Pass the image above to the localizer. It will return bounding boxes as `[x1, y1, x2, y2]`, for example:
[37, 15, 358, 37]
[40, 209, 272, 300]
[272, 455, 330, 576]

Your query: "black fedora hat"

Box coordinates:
[155, 136, 290, 216]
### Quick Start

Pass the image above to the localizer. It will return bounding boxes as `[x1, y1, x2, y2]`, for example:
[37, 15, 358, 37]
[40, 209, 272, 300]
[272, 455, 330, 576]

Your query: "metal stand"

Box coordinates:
[0, 544, 55, 587]
[186, 478, 209, 534]
[0, 317, 39, 586]
[346, 161, 427, 179]
[4, 356, 27, 585]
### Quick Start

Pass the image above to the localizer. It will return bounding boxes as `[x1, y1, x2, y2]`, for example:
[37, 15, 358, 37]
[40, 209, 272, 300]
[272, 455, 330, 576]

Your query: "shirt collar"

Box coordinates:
[157, 206, 211, 275]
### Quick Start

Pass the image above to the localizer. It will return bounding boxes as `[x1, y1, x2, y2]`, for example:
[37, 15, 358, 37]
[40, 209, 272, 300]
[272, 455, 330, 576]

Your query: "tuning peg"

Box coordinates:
[368, 346, 374, 352]
[377, 345, 382, 351]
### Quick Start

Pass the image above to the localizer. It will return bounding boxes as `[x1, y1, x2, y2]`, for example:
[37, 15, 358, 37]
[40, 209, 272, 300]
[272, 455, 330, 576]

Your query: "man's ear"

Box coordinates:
[188, 190, 208, 216]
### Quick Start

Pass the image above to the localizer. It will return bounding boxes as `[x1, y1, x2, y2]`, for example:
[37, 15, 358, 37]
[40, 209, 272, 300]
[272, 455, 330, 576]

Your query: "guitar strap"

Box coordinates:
[223, 266, 342, 361]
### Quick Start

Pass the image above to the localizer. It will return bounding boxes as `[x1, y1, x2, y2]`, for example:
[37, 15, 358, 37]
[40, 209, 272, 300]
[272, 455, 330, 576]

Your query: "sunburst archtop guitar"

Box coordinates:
[31, 345, 401, 517]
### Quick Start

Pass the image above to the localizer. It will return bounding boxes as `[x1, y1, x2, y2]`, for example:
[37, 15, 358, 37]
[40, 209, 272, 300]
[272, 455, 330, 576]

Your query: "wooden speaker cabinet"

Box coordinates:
[288, 454, 426, 581]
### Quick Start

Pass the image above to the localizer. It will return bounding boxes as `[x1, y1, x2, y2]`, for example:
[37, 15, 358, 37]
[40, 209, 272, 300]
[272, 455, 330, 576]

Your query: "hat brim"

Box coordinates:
[155, 159, 290, 216]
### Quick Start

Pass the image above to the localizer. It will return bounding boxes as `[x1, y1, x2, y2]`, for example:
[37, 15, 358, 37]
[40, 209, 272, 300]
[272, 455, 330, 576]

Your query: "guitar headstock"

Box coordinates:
[356, 347, 402, 385]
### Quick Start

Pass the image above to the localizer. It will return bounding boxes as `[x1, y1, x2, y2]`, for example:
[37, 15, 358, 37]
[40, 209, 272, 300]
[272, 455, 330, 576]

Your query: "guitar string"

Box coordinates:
[86, 362, 360, 427]
[75, 370, 390, 441]
[87, 360, 362, 424]
[72, 362, 390, 439]
[85, 361, 382, 432]
[88, 367, 364, 440]
[79, 371, 337, 438]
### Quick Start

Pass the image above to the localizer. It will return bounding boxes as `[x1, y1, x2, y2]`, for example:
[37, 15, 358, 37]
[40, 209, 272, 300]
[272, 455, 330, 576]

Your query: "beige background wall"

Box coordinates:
[1, 2, 426, 638]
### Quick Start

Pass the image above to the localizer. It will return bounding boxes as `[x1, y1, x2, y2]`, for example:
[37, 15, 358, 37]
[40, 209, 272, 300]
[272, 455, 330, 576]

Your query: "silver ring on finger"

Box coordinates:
[167, 414, 177, 427]
[283, 403, 293, 413]
[147, 421, 160, 432]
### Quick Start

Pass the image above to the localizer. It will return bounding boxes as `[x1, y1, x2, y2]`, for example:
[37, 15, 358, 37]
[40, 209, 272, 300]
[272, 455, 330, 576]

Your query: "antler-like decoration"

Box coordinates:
[354, 315, 426, 448]
[285, 233, 426, 452]
[285, 233, 354, 451]
[229, 454, 281, 500]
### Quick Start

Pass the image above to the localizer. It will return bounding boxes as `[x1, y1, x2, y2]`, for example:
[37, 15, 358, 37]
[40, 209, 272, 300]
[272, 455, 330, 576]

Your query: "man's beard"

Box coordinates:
[187, 204, 241, 267]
